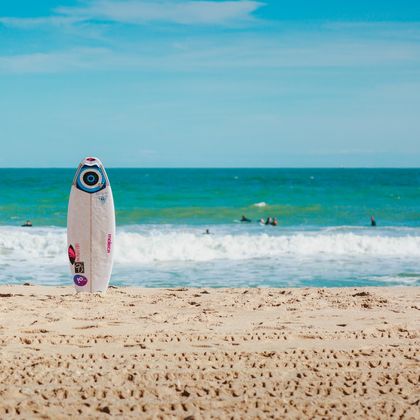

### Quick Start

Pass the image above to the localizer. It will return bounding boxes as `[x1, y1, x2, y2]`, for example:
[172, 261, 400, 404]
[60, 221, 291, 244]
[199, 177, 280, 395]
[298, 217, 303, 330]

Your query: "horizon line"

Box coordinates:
[0, 166, 419, 170]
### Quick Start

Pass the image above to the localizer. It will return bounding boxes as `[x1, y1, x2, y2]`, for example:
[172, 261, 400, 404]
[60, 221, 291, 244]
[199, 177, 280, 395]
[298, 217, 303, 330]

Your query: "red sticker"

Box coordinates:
[68, 245, 76, 265]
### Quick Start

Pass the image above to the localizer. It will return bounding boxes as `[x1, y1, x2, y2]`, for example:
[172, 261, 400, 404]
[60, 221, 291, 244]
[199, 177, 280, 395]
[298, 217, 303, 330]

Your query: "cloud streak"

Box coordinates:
[0, 48, 110, 74]
[0, 16, 79, 29]
[0, 0, 264, 28]
[58, 0, 264, 25]
[1, 34, 419, 74]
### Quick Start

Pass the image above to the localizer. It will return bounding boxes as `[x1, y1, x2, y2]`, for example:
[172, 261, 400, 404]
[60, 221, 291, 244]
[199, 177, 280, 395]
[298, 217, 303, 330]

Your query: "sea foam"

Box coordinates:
[253, 202, 267, 207]
[1, 226, 420, 265]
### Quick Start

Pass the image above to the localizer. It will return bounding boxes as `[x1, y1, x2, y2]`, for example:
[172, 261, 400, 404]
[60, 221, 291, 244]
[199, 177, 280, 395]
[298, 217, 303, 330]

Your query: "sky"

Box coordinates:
[0, 0, 419, 167]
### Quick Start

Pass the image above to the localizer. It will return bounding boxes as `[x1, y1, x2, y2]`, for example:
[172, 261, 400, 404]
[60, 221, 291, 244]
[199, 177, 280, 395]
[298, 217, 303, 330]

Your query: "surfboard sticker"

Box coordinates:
[74, 275, 88, 287]
[68, 245, 76, 265]
[67, 157, 115, 293]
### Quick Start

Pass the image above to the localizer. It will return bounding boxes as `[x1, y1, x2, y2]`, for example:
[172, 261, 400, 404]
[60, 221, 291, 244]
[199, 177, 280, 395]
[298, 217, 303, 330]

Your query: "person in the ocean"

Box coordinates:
[371, 215, 377, 227]
[204, 229, 211, 235]
[271, 218, 278, 226]
[240, 215, 251, 223]
[265, 217, 273, 225]
[21, 220, 32, 227]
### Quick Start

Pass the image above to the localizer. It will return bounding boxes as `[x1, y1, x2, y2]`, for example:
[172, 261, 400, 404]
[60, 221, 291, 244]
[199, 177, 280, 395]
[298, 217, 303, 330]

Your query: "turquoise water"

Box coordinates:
[0, 168, 419, 287]
[1, 168, 419, 227]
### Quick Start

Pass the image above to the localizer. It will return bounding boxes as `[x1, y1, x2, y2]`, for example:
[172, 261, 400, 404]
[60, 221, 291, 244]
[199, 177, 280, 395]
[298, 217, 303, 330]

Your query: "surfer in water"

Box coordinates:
[371, 215, 377, 227]
[21, 220, 32, 227]
[271, 218, 278, 226]
[240, 215, 251, 223]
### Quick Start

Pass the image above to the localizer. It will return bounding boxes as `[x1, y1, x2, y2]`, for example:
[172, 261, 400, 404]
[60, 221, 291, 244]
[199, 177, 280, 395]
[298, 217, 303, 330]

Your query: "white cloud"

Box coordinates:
[0, 1, 264, 28]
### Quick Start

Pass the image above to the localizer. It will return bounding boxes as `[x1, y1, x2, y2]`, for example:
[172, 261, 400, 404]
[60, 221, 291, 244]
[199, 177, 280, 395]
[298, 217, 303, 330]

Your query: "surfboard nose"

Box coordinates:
[83, 156, 102, 166]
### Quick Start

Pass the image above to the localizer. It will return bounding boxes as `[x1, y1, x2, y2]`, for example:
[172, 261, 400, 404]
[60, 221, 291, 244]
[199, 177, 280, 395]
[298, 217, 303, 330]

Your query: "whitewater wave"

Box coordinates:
[1, 226, 420, 265]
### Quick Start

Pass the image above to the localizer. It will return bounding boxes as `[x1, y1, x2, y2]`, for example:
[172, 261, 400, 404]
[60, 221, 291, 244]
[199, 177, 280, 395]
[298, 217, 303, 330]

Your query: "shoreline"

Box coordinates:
[2, 224, 420, 289]
[1, 285, 419, 418]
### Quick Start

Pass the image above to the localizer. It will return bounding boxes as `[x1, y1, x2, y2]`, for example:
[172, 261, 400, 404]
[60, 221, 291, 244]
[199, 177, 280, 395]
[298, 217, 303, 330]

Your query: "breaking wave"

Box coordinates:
[1, 225, 420, 265]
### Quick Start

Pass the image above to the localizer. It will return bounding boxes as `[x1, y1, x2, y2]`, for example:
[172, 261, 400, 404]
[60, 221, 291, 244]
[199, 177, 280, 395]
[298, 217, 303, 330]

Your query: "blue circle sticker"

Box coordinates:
[74, 275, 88, 287]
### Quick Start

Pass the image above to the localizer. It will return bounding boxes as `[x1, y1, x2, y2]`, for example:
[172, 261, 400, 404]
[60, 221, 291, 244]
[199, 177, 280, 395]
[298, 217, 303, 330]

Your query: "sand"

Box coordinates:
[0, 285, 419, 419]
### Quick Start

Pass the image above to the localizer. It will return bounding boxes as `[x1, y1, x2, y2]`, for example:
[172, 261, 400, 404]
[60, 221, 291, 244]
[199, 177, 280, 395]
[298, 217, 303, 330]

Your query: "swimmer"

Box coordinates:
[21, 220, 32, 227]
[371, 216, 376, 227]
[240, 215, 251, 223]
[271, 218, 278, 226]
[203, 229, 211, 235]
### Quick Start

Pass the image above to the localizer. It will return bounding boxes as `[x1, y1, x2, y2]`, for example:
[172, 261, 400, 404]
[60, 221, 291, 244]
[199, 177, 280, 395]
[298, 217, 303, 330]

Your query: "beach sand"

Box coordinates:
[0, 286, 419, 419]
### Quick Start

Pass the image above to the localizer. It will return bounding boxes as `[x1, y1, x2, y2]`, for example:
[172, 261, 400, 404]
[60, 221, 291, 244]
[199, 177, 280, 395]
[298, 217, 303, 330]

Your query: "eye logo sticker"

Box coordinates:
[76, 165, 106, 193]
[73, 275, 88, 287]
[68, 245, 76, 265]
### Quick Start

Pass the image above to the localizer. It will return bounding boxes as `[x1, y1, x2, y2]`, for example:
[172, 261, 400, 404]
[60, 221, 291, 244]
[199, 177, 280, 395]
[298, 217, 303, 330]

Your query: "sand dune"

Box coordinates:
[0, 286, 419, 418]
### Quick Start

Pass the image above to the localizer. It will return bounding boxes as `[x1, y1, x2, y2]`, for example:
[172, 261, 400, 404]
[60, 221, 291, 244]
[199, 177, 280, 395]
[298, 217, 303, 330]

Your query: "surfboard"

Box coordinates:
[67, 157, 115, 293]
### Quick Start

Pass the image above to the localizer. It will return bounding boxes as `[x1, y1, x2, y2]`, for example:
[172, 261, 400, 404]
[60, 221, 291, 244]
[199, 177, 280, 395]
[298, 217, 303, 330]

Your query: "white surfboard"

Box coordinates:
[67, 157, 115, 292]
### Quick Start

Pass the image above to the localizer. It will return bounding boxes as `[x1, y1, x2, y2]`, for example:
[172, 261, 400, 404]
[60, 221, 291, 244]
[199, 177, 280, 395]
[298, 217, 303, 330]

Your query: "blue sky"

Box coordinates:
[0, 0, 419, 167]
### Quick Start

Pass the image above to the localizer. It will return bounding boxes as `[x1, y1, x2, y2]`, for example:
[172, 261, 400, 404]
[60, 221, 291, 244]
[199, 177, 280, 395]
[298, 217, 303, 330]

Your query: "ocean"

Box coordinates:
[0, 168, 419, 287]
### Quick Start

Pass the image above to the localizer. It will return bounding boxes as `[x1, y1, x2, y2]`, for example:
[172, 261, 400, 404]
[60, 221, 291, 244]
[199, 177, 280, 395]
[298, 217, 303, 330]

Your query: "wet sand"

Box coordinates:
[0, 285, 419, 419]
